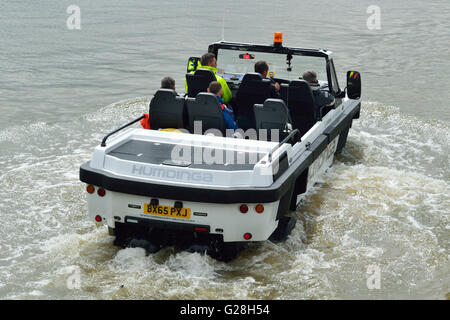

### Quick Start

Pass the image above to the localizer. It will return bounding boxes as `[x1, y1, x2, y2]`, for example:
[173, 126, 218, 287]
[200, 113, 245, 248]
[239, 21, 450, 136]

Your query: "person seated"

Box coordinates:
[302, 70, 335, 112]
[141, 76, 178, 129]
[207, 81, 238, 131]
[254, 60, 280, 98]
[160, 76, 176, 91]
[185, 53, 233, 104]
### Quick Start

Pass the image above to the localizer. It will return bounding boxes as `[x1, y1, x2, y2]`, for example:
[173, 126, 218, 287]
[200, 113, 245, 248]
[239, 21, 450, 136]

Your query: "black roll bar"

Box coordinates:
[268, 129, 300, 162]
[100, 115, 145, 147]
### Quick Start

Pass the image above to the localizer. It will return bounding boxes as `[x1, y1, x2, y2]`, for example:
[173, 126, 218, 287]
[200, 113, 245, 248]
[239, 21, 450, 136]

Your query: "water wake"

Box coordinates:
[0, 100, 448, 299]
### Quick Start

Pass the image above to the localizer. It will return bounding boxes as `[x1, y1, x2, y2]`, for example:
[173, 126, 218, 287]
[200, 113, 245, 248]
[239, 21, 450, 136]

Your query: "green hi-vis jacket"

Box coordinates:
[185, 65, 233, 104]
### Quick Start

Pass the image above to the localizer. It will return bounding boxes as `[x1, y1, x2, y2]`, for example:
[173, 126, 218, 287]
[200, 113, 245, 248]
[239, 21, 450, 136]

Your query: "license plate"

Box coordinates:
[144, 204, 191, 219]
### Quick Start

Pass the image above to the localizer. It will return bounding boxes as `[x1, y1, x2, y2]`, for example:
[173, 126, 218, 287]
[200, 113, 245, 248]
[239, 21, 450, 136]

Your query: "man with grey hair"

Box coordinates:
[161, 76, 176, 91]
[302, 70, 335, 111]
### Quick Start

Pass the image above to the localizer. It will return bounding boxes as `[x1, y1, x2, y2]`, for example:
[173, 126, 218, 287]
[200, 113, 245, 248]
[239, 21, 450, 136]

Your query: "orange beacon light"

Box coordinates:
[274, 32, 283, 46]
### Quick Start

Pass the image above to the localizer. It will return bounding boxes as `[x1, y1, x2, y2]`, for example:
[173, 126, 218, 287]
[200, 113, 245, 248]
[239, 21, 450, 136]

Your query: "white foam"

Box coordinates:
[0, 99, 448, 299]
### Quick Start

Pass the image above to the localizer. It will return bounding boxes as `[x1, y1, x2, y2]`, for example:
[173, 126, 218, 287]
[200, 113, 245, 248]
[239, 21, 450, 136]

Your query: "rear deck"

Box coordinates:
[107, 139, 267, 172]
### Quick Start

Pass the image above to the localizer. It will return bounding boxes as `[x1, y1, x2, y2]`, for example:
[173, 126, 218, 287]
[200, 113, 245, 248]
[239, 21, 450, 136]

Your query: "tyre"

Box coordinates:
[269, 216, 296, 242]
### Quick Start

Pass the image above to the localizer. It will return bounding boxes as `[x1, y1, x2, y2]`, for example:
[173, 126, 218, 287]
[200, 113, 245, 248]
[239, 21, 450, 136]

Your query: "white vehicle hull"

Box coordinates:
[80, 98, 360, 260]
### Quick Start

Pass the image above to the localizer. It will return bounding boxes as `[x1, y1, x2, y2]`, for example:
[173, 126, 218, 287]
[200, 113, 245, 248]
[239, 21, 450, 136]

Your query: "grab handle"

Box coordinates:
[101, 115, 145, 147]
[268, 129, 300, 162]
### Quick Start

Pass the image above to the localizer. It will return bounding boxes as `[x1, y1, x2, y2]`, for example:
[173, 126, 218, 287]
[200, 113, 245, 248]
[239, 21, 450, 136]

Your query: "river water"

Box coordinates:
[0, 0, 448, 299]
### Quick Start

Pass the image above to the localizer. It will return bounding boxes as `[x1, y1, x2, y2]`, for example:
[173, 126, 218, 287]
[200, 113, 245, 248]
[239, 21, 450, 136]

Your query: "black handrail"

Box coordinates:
[268, 129, 300, 162]
[101, 115, 145, 147]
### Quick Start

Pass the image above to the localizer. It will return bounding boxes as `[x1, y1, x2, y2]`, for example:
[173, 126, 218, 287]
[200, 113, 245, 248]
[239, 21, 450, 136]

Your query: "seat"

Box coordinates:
[186, 92, 226, 135]
[149, 89, 186, 130]
[253, 99, 292, 141]
[279, 83, 289, 104]
[186, 68, 217, 98]
[234, 73, 272, 130]
[288, 80, 319, 136]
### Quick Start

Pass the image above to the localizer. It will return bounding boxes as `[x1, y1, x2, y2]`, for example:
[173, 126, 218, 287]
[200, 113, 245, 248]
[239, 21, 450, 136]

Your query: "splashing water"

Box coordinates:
[0, 100, 448, 299]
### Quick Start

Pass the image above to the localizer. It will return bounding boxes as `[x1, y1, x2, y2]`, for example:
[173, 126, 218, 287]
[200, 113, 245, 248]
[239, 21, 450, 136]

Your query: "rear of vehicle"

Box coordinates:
[80, 36, 362, 260]
[80, 129, 297, 260]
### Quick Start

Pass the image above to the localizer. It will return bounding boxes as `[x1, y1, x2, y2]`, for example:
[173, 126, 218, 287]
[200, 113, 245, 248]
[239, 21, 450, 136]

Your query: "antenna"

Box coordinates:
[221, 3, 225, 41]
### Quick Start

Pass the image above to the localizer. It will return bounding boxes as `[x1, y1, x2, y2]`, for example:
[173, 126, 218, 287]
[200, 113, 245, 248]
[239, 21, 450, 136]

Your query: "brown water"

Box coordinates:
[0, 0, 448, 299]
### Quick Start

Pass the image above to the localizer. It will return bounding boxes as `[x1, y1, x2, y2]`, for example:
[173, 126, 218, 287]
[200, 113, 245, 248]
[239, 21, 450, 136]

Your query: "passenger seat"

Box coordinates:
[186, 92, 226, 135]
[149, 89, 186, 130]
[288, 80, 319, 136]
[253, 99, 292, 141]
[186, 68, 216, 98]
[279, 83, 289, 104]
[234, 73, 272, 130]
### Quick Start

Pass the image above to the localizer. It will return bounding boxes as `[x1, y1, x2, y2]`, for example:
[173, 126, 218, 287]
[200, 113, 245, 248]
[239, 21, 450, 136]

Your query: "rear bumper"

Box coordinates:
[80, 99, 360, 242]
[85, 189, 281, 242]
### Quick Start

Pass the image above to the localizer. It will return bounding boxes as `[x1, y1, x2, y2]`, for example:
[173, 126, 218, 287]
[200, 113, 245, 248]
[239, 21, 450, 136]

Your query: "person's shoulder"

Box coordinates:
[218, 77, 231, 90]
[216, 74, 227, 83]
[313, 88, 328, 96]
[270, 84, 280, 97]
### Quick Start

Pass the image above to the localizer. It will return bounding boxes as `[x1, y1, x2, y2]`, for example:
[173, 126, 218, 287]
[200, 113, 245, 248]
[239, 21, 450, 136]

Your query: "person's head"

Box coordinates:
[161, 76, 176, 90]
[207, 81, 223, 97]
[201, 53, 217, 67]
[302, 70, 318, 84]
[254, 60, 269, 77]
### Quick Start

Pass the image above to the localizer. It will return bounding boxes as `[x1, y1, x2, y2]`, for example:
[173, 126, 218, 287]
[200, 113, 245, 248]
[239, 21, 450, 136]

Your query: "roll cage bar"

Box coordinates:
[208, 41, 341, 94]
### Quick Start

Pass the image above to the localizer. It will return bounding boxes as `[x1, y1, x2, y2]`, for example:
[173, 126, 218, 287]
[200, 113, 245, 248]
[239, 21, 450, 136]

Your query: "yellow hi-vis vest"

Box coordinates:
[185, 64, 232, 104]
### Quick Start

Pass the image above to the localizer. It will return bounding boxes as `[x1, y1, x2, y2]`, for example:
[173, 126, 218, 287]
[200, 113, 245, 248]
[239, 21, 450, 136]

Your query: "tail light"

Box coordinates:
[243, 233, 252, 240]
[86, 185, 95, 194]
[239, 204, 248, 213]
[95, 215, 102, 222]
[255, 204, 264, 214]
[97, 188, 106, 197]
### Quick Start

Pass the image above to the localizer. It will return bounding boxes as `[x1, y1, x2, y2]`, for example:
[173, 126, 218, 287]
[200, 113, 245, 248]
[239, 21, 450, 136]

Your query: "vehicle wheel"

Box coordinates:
[127, 238, 161, 253]
[269, 216, 296, 242]
[207, 242, 239, 262]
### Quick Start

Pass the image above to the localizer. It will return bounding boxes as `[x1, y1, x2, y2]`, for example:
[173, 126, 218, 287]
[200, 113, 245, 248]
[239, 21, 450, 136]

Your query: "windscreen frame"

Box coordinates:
[208, 41, 335, 91]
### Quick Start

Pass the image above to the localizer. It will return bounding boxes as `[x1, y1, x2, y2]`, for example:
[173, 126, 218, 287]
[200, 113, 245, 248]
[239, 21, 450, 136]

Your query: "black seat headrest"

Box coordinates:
[151, 88, 178, 100]
[194, 68, 216, 79]
[195, 92, 220, 106]
[234, 73, 273, 130]
[241, 72, 263, 83]
[186, 68, 217, 98]
[287, 80, 318, 136]
[288, 80, 315, 103]
[186, 92, 226, 135]
[149, 89, 185, 130]
[239, 73, 271, 93]
[279, 83, 289, 103]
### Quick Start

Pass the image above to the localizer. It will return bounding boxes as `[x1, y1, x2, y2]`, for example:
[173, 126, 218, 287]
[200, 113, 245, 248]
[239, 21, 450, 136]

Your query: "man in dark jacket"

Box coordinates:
[254, 60, 280, 98]
[302, 70, 335, 112]
[141, 76, 179, 129]
[161, 76, 176, 91]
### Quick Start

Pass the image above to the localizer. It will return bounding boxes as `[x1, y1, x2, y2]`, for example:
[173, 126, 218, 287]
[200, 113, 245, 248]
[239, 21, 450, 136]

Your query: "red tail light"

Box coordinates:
[95, 215, 102, 222]
[243, 233, 252, 240]
[239, 204, 248, 213]
[97, 188, 106, 197]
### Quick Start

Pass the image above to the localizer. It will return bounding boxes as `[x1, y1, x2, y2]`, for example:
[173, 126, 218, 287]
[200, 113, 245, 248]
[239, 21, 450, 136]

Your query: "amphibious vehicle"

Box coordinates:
[80, 34, 361, 260]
